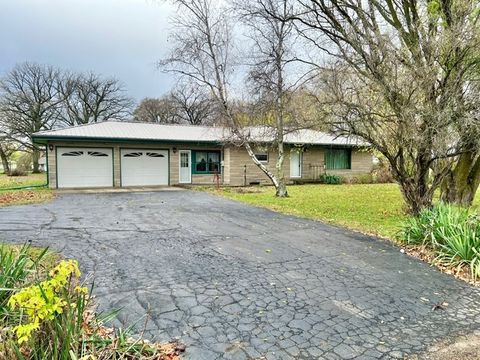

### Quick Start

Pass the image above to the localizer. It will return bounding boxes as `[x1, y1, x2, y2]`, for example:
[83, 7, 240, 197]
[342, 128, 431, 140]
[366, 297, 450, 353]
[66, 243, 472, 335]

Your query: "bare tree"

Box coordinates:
[133, 96, 180, 124]
[0, 63, 63, 172]
[0, 135, 18, 174]
[59, 72, 133, 126]
[161, 0, 297, 196]
[293, 0, 480, 213]
[235, 0, 317, 196]
[171, 83, 215, 125]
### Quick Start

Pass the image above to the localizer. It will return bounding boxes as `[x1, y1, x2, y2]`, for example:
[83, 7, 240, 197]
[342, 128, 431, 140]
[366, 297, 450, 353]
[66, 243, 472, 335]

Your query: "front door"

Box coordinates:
[290, 150, 302, 178]
[179, 150, 191, 184]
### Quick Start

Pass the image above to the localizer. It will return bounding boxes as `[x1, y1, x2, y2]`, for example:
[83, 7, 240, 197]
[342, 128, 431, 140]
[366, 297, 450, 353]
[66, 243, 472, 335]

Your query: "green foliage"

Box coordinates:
[319, 173, 343, 184]
[0, 244, 48, 319]
[8, 260, 86, 345]
[398, 203, 480, 279]
[0, 245, 177, 359]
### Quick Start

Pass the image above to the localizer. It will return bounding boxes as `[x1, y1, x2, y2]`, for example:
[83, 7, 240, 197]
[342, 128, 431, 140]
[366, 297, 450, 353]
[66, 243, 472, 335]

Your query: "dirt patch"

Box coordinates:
[408, 334, 480, 360]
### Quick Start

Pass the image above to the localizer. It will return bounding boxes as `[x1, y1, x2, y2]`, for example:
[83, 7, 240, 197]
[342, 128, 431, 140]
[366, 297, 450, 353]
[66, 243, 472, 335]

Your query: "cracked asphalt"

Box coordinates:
[1, 190, 480, 359]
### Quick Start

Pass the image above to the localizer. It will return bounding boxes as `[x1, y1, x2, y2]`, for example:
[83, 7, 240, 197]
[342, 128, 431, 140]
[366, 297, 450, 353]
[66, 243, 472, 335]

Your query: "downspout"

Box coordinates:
[45, 143, 49, 188]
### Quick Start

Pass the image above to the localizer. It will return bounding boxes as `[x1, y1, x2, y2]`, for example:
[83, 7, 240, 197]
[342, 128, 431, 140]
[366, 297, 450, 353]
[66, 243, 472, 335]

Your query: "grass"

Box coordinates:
[206, 183, 480, 239]
[209, 183, 407, 238]
[0, 173, 53, 207]
[0, 173, 47, 190]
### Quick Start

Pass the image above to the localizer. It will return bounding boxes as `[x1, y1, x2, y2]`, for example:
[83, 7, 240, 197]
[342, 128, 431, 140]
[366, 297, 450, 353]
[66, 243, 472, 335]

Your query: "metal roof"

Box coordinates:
[32, 121, 366, 146]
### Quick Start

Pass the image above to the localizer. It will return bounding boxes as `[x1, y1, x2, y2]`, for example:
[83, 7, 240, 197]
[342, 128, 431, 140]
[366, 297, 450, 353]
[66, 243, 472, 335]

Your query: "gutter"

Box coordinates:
[32, 135, 366, 148]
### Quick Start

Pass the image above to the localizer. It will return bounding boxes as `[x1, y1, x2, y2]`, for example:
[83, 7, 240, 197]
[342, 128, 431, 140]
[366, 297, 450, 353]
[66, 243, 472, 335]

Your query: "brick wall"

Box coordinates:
[224, 145, 373, 186]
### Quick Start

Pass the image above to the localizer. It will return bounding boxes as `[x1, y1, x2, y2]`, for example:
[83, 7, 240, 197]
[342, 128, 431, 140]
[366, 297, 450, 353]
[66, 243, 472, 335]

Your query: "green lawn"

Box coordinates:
[208, 183, 480, 239]
[0, 173, 47, 190]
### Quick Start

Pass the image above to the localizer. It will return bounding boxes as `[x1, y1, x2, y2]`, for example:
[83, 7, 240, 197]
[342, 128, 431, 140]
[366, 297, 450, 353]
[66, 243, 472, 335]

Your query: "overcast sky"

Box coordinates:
[0, 0, 176, 102]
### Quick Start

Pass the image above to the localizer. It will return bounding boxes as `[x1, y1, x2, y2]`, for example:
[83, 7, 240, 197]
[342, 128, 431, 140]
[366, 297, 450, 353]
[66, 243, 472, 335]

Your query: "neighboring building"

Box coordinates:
[32, 121, 373, 189]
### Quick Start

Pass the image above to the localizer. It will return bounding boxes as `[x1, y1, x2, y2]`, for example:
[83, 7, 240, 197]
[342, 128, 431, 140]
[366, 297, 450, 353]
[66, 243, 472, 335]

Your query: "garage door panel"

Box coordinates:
[121, 149, 168, 186]
[57, 147, 113, 188]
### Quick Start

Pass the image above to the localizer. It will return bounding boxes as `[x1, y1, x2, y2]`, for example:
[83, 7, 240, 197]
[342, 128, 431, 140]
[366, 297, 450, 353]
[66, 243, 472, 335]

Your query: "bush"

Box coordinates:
[8, 168, 28, 177]
[319, 173, 343, 184]
[371, 158, 395, 183]
[398, 203, 480, 279]
[0, 244, 183, 359]
[16, 153, 32, 173]
[348, 174, 373, 184]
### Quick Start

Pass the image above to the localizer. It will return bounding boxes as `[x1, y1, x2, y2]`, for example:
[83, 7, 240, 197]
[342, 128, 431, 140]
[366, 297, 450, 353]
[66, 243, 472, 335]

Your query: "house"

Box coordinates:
[32, 121, 373, 189]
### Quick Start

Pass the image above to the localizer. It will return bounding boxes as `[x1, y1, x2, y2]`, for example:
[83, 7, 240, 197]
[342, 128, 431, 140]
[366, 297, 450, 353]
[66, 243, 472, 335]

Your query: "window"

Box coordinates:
[62, 151, 83, 157]
[255, 152, 268, 163]
[193, 151, 221, 174]
[325, 148, 351, 170]
[88, 151, 109, 157]
[124, 152, 143, 158]
[180, 152, 189, 168]
[146, 152, 164, 158]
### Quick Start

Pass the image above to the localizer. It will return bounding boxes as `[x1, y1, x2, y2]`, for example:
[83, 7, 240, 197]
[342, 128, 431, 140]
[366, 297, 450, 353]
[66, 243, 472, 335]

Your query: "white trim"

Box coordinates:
[179, 150, 192, 184]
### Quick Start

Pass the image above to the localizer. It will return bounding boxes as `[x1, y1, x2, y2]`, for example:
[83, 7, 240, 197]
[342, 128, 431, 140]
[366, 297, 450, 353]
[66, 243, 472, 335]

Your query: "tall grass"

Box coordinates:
[0, 244, 48, 320]
[399, 203, 480, 279]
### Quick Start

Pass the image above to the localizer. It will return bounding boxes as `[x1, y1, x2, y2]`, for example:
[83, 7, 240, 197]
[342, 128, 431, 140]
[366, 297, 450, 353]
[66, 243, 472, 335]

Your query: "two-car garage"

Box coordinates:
[56, 147, 168, 188]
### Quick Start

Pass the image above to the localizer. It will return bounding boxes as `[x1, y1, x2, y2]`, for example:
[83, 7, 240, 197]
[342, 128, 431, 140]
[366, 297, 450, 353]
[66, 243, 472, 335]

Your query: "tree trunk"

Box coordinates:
[275, 141, 288, 197]
[32, 148, 40, 173]
[0, 147, 10, 174]
[440, 151, 480, 206]
[398, 178, 434, 215]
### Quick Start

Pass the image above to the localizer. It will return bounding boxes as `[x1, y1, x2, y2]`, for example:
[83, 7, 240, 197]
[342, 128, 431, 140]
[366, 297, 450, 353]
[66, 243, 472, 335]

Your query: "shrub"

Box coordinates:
[398, 203, 480, 279]
[16, 153, 32, 173]
[348, 174, 373, 184]
[371, 158, 395, 183]
[8, 168, 28, 177]
[319, 173, 343, 184]
[0, 246, 183, 359]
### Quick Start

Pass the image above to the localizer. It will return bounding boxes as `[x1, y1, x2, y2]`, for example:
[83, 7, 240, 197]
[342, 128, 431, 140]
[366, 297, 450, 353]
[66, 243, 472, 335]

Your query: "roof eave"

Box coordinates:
[31, 135, 224, 146]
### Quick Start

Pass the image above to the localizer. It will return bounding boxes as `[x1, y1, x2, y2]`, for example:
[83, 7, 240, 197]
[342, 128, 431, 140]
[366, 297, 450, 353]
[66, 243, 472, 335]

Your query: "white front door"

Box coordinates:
[179, 150, 191, 184]
[120, 149, 169, 186]
[290, 150, 302, 178]
[57, 147, 113, 188]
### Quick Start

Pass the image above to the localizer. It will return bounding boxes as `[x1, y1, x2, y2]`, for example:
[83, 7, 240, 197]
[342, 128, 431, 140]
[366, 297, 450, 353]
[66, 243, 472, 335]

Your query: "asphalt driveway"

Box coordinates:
[1, 190, 480, 359]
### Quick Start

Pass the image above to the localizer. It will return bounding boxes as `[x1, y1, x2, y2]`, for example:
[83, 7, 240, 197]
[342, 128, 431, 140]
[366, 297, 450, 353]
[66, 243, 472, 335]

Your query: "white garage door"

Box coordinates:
[57, 147, 113, 188]
[121, 149, 168, 186]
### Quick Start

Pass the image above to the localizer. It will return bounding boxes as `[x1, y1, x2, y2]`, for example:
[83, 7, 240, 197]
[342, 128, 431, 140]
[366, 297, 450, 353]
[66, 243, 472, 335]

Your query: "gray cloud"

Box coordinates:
[0, 0, 176, 102]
